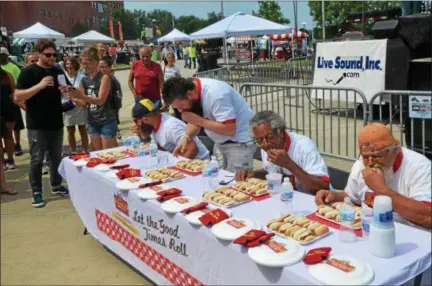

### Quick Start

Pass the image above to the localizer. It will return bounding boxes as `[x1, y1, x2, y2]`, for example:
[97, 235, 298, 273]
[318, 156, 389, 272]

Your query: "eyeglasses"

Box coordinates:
[42, 52, 57, 58]
[254, 132, 277, 146]
[360, 146, 397, 160]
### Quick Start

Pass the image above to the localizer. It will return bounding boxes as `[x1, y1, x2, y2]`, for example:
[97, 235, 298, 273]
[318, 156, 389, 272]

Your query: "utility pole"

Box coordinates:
[322, 0, 326, 40]
[172, 16, 175, 29]
[221, 1, 224, 18]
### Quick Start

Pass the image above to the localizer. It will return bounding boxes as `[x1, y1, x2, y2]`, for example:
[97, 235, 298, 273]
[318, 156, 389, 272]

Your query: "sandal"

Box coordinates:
[1, 187, 18, 195]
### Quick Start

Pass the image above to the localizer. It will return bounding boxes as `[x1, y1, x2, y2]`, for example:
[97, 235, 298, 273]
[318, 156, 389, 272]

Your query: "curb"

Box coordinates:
[114, 67, 131, 71]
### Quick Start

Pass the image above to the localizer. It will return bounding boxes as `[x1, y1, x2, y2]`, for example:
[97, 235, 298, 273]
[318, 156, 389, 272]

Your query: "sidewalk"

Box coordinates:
[1, 62, 197, 285]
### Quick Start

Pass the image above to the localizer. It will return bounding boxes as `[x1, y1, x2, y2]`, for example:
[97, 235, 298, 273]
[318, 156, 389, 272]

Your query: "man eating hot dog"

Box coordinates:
[315, 123, 432, 229]
[235, 111, 330, 195]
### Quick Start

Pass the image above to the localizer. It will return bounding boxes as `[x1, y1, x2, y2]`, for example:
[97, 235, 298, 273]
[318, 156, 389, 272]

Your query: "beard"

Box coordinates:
[187, 99, 203, 117]
[139, 124, 153, 141]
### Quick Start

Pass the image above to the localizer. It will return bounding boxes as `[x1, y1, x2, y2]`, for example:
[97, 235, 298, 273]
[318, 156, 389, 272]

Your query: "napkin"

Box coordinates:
[156, 188, 182, 197]
[69, 153, 90, 161]
[199, 209, 230, 226]
[156, 193, 182, 202]
[233, 229, 266, 245]
[246, 233, 276, 247]
[116, 168, 141, 179]
[86, 158, 103, 168]
[303, 247, 332, 265]
[110, 164, 130, 170]
[181, 202, 209, 214]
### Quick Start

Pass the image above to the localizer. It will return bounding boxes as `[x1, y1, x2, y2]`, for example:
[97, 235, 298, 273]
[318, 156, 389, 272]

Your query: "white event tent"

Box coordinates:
[13, 22, 65, 39]
[72, 30, 115, 46]
[157, 28, 191, 43]
[190, 12, 289, 63]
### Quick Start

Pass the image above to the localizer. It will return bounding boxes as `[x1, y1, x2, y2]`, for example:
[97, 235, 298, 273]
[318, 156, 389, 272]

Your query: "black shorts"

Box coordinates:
[0, 95, 16, 122]
[0, 117, 7, 138]
[13, 106, 25, 131]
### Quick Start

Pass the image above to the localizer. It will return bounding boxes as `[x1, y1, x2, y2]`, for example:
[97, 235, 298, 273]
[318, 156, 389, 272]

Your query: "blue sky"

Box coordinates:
[124, 1, 314, 29]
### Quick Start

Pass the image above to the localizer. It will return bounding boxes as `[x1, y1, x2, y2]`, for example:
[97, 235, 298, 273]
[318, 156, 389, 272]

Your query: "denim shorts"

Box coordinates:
[88, 120, 118, 139]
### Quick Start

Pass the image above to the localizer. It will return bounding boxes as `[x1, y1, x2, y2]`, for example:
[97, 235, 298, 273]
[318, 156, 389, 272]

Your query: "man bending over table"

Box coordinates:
[131, 98, 210, 160]
[315, 123, 431, 229]
[235, 111, 330, 195]
[162, 76, 256, 173]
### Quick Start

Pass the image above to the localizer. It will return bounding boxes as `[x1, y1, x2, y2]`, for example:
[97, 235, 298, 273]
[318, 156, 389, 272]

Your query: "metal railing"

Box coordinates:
[239, 83, 368, 161]
[368, 90, 432, 158]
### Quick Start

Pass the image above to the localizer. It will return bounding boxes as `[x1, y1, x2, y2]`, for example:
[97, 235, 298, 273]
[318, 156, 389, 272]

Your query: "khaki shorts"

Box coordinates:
[213, 142, 256, 173]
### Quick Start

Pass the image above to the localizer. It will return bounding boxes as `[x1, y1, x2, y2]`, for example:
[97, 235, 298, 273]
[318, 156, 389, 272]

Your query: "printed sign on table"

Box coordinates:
[312, 39, 387, 102]
[409, 96, 432, 119]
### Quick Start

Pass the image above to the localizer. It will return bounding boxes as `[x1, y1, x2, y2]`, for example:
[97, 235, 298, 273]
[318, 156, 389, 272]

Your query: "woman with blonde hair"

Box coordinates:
[69, 46, 117, 150]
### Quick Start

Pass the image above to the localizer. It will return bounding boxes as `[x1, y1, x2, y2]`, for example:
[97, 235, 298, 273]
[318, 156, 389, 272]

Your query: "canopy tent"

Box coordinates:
[12, 22, 65, 39]
[190, 12, 289, 63]
[72, 30, 115, 44]
[12, 38, 27, 46]
[270, 30, 308, 40]
[157, 28, 191, 43]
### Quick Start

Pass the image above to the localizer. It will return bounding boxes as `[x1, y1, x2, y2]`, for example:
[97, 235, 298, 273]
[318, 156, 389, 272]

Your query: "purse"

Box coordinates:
[61, 75, 77, 113]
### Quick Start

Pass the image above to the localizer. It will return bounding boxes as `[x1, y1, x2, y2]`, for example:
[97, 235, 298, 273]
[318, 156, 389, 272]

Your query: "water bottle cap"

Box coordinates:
[283, 177, 290, 183]
[344, 197, 352, 204]
[211, 156, 216, 161]
[373, 195, 393, 213]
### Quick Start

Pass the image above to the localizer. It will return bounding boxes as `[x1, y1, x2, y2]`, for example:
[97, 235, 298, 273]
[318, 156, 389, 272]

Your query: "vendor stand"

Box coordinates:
[59, 148, 431, 285]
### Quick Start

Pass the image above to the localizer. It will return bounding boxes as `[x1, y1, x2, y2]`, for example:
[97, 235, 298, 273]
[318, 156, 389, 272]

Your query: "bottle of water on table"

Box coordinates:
[370, 195, 396, 258]
[280, 178, 294, 215]
[149, 139, 158, 167]
[202, 160, 211, 191]
[208, 156, 220, 190]
[138, 143, 147, 157]
[339, 197, 356, 243]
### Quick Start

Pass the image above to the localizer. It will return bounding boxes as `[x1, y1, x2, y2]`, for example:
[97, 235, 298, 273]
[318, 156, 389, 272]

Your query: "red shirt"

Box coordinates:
[109, 46, 117, 56]
[132, 61, 162, 100]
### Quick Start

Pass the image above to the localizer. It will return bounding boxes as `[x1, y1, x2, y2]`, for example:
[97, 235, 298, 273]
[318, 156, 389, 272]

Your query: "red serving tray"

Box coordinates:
[306, 212, 363, 237]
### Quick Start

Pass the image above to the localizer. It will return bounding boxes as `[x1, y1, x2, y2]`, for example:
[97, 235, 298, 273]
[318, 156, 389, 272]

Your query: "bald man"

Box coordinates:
[128, 47, 164, 104]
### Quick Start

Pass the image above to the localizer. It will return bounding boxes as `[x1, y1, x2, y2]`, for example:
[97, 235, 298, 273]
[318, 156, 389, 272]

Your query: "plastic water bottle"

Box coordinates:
[280, 178, 294, 215]
[201, 160, 211, 191]
[149, 139, 158, 167]
[208, 156, 220, 189]
[132, 135, 140, 149]
[370, 196, 396, 258]
[339, 197, 356, 243]
[138, 143, 147, 157]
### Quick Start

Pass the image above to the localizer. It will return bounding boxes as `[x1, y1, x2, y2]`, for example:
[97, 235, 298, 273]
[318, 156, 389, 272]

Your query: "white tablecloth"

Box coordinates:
[59, 149, 431, 285]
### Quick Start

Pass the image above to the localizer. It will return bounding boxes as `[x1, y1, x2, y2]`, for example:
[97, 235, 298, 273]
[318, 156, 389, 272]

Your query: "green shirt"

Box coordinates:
[151, 50, 158, 61]
[188, 47, 196, 58]
[1, 62, 21, 83]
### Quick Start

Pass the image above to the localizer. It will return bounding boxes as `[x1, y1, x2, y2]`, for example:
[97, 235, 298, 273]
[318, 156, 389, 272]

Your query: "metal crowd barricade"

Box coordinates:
[368, 90, 432, 158]
[193, 67, 231, 82]
[239, 83, 368, 161]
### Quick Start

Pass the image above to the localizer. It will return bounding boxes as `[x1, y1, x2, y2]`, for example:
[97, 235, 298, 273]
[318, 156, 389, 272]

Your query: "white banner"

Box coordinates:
[312, 40, 387, 102]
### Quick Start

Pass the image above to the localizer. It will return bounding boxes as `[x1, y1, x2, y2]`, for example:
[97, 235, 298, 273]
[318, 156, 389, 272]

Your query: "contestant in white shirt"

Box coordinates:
[315, 123, 432, 229]
[162, 76, 256, 172]
[131, 99, 209, 160]
[235, 110, 330, 195]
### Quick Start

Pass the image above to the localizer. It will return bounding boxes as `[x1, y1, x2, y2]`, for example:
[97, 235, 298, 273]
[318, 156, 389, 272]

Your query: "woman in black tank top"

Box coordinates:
[69, 46, 117, 151]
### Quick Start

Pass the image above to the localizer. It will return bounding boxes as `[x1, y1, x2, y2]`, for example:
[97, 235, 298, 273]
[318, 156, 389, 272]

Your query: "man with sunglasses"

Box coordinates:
[235, 110, 330, 195]
[315, 123, 431, 229]
[131, 99, 209, 160]
[14, 39, 68, 208]
[163, 76, 256, 173]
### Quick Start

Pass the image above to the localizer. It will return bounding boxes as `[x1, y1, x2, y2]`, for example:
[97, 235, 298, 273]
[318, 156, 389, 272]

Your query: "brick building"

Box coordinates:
[0, 1, 124, 36]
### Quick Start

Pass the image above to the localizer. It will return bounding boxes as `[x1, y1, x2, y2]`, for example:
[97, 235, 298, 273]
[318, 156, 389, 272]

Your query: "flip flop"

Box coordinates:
[1, 187, 18, 195]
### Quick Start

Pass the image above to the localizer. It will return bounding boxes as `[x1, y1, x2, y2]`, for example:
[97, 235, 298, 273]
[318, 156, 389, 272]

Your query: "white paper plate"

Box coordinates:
[115, 177, 152, 191]
[160, 196, 199, 214]
[308, 254, 374, 285]
[73, 159, 88, 167]
[248, 236, 305, 267]
[94, 164, 111, 172]
[106, 170, 119, 179]
[184, 206, 232, 226]
[136, 185, 169, 200]
[211, 218, 260, 241]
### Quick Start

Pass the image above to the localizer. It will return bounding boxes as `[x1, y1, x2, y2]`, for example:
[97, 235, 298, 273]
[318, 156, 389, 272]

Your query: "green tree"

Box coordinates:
[147, 9, 175, 35]
[206, 12, 223, 25]
[176, 16, 207, 34]
[252, 1, 290, 24]
[110, 8, 140, 40]
[70, 22, 91, 37]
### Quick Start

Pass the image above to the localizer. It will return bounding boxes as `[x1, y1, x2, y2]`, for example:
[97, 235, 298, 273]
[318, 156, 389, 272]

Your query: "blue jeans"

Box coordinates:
[88, 120, 118, 139]
[28, 129, 64, 194]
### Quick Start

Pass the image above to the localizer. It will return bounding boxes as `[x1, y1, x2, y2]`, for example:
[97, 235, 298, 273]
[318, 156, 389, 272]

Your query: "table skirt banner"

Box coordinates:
[59, 151, 432, 286]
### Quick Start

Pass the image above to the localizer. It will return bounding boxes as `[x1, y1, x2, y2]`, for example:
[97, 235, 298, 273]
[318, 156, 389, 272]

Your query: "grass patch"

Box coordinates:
[114, 63, 131, 69]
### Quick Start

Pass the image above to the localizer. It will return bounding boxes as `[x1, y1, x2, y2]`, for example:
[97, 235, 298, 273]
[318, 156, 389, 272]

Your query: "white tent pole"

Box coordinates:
[224, 36, 228, 65]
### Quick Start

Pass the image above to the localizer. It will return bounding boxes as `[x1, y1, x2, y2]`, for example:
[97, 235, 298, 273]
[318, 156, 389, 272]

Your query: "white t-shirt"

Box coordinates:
[344, 147, 432, 225]
[153, 113, 209, 160]
[198, 78, 255, 144]
[261, 132, 330, 194]
[163, 66, 180, 81]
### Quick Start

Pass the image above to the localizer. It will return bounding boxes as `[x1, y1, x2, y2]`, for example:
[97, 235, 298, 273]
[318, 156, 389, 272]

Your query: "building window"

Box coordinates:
[48, 11, 51, 18]
[59, 13, 62, 19]
[93, 16, 96, 23]
[40, 9, 43, 16]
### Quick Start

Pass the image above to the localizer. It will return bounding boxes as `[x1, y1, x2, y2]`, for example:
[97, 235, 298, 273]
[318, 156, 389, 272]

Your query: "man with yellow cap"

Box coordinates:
[131, 99, 209, 160]
[315, 123, 431, 229]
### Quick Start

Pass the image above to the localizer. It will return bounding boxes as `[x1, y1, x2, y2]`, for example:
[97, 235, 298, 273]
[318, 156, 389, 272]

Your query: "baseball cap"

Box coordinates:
[132, 99, 161, 118]
[0, 47, 9, 55]
[358, 123, 399, 152]
[149, 43, 154, 47]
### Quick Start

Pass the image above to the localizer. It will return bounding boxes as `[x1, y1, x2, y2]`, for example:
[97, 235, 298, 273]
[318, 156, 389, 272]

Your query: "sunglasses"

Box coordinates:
[42, 52, 57, 58]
